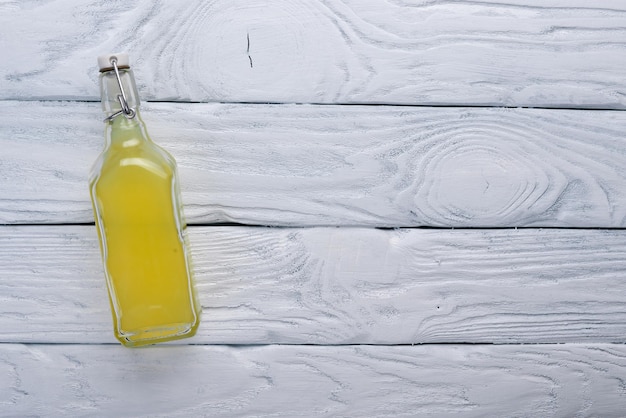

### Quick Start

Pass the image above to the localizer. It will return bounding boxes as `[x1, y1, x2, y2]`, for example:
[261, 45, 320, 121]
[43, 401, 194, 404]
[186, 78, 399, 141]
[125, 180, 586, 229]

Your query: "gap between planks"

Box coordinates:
[3, 98, 626, 112]
[2, 223, 625, 231]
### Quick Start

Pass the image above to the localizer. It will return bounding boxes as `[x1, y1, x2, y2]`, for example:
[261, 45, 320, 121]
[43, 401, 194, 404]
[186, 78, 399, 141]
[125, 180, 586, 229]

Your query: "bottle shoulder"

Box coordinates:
[91, 141, 178, 188]
[91, 116, 179, 187]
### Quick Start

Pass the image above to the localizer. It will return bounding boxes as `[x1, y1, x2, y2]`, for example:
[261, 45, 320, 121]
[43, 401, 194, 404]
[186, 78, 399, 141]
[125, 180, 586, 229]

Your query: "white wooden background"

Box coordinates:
[2, 0, 626, 416]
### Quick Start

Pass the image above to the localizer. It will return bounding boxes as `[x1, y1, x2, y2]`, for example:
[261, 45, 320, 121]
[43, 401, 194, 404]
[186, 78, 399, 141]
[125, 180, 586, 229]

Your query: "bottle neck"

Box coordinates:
[100, 67, 150, 147]
[99, 67, 140, 119]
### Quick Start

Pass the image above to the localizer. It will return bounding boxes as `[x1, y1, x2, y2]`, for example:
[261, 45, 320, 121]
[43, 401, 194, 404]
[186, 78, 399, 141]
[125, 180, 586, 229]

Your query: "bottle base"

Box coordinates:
[115, 321, 199, 348]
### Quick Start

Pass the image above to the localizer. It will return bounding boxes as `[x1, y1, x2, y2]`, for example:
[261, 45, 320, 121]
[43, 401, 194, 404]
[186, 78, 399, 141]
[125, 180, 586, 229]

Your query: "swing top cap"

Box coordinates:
[97, 53, 130, 72]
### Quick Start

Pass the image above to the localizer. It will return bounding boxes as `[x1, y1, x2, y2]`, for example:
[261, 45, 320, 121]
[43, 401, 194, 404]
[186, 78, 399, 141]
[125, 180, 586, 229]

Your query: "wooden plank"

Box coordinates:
[2, 0, 626, 107]
[2, 343, 626, 416]
[1, 225, 625, 345]
[2, 101, 625, 227]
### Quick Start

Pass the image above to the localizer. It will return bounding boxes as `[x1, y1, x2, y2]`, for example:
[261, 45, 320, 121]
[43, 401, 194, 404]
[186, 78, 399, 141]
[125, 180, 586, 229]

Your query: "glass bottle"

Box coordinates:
[89, 53, 200, 347]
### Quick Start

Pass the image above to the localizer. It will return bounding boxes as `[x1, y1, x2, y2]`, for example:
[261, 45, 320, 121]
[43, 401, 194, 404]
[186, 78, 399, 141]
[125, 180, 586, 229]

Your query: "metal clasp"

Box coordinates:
[104, 57, 136, 122]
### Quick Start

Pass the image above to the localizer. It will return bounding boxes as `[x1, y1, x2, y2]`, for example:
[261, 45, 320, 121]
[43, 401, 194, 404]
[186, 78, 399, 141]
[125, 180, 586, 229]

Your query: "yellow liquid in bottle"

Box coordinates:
[90, 117, 200, 347]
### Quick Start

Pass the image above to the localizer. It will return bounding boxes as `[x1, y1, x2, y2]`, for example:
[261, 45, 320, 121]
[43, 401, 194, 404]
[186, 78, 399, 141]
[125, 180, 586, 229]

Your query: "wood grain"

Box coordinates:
[1, 225, 625, 345]
[2, 343, 626, 417]
[3, 1, 626, 415]
[2, 101, 625, 227]
[2, 0, 626, 107]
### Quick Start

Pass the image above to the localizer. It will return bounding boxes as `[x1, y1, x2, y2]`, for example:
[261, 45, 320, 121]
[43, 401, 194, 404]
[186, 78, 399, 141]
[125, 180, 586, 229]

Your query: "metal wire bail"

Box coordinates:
[104, 57, 136, 122]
